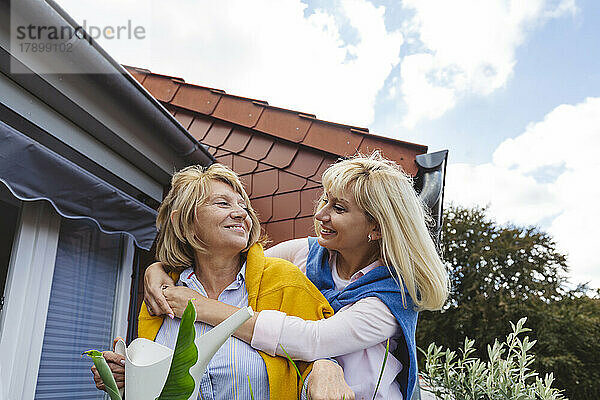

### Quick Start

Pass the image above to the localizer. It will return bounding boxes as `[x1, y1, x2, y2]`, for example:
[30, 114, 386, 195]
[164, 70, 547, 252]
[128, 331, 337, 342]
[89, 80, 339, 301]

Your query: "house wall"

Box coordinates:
[0, 56, 173, 400]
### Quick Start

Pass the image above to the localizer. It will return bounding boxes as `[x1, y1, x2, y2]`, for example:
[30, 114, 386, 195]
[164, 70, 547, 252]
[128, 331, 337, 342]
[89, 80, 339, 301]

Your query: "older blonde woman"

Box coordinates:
[92, 163, 352, 400]
[145, 153, 449, 400]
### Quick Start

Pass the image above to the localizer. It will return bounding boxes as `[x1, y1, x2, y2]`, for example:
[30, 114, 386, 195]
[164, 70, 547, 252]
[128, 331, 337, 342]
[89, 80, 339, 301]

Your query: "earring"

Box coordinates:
[368, 233, 372, 242]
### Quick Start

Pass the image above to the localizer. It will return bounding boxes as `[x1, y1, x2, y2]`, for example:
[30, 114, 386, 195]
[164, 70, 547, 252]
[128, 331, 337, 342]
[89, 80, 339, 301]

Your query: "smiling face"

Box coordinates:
[314, 187, 379, 256]
[193, 180, 252, 255]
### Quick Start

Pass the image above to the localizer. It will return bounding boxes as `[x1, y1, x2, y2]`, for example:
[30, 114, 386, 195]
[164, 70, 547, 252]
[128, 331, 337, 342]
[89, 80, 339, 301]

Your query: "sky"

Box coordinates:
[55, 0, 600, 289]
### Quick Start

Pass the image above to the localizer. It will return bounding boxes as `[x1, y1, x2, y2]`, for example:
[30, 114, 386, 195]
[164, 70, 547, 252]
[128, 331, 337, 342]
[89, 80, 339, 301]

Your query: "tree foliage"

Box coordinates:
[418, 205, 600, 400]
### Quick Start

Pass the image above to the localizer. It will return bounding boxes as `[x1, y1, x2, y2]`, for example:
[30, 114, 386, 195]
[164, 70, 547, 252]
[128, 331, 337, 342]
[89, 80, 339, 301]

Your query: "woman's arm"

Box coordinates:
[164, 287, 398, 361]
[144, 238, 308, 316]
[253, 298, 399, 360]
[162, 286, 258, 342]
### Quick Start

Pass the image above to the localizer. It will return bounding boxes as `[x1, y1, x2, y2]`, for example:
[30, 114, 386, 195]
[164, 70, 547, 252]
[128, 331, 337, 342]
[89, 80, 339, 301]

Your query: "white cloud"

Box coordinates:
[56, 0, 403, 127]
[53, 0, 596, 289]
[396, 0, 576, 127]
[446, 97, 600, 288]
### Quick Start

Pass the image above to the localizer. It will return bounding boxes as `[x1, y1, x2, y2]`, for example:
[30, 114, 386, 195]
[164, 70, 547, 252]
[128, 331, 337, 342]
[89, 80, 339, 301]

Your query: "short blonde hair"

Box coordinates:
[155, 163, 261, 270]
[315, 152, 449, 310]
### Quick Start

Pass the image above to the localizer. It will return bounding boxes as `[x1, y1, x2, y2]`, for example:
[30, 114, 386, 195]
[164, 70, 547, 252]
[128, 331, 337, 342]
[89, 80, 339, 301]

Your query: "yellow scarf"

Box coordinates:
[138, 243, 334, 399]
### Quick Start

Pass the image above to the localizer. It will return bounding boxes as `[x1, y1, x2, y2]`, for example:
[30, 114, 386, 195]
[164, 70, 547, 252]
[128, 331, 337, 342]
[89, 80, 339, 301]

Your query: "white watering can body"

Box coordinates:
[115, 306, 253, 400]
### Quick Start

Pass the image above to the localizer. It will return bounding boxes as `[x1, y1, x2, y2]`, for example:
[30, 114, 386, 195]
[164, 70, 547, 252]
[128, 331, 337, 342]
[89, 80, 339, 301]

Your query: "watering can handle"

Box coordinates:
[114, 338, 127, 398]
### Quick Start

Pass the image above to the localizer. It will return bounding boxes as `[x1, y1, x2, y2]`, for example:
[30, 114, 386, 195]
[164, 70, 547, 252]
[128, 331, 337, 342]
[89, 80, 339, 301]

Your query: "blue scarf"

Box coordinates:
[306, 237, 418, 400]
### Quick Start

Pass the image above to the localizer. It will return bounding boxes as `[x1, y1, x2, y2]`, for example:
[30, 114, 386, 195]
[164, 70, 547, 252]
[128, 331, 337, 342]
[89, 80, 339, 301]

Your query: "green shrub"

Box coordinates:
[420, 318, 566, 400]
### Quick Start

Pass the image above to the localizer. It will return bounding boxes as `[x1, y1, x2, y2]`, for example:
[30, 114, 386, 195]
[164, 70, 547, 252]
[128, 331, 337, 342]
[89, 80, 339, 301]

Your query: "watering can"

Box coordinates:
[114, 305, 253, 400]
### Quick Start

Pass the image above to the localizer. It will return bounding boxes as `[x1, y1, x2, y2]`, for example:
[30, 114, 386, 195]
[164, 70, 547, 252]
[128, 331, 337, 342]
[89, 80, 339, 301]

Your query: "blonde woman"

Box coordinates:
[91, 164, 353, 400]
[145, 153, 449, 400]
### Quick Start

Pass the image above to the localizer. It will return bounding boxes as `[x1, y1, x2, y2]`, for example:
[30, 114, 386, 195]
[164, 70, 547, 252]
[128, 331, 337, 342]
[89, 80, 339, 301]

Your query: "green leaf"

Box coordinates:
[372, 338, 390, 400]
[156, 300, 199, 400]
[247, 374, 255, 400]
[83, 350, 122, 400]
[280, 345, 306, 400]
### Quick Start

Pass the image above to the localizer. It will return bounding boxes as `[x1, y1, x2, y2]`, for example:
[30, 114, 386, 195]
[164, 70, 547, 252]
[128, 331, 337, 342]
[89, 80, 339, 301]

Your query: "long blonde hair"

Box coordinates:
[315, 152, 449, 310]
[155, 163, 261, 270]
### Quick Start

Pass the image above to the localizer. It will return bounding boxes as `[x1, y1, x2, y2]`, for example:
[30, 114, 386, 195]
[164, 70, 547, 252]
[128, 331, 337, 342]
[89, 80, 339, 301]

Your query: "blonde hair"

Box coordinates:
[315, 152, 449, 310]
[155, 163, 261, 270]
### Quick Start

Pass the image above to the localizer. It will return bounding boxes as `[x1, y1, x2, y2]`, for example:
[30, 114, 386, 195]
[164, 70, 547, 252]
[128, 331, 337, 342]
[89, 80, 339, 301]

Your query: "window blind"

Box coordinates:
[34, 218, 123, 399]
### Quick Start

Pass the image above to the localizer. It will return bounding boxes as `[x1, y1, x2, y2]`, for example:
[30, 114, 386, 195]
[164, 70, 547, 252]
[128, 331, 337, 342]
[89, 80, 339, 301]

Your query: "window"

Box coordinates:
[34, 219, 124, 399]
[0, 202, 134, 399]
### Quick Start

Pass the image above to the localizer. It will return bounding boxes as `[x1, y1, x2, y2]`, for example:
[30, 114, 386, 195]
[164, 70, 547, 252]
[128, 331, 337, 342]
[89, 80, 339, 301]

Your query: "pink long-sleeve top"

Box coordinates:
[254, 238, 404, 400]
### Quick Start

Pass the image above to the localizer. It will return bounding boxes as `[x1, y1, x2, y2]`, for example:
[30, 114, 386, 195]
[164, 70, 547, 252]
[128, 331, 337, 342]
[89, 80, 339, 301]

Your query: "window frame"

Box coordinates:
[0, 201, 134, 399]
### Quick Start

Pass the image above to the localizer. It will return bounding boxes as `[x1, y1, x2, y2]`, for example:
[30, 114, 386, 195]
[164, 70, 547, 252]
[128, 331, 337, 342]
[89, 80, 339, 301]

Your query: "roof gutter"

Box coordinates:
[7, 0, 214, 167]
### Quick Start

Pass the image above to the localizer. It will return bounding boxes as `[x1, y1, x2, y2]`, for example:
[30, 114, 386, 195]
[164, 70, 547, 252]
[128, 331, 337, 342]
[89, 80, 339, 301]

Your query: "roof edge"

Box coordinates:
[124, 66, 427, 152]
[40, 1, 214, 167]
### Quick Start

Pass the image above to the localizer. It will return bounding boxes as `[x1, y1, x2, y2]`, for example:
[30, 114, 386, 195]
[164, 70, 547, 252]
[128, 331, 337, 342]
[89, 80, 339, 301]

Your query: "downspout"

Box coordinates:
[415, 150, 449, 246]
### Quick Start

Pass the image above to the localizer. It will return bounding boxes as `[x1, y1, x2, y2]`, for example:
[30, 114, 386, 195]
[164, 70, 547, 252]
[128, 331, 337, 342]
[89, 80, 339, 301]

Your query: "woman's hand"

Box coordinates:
[91, 350, 125, 391]
[144, 262, 176, 316]
[163, 286, 204, 318]
[307, 359, 355, 400]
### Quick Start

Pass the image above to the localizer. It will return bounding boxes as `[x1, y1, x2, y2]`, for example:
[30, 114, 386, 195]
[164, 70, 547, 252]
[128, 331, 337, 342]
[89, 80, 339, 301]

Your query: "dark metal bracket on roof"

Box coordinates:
[414, 150, 449, 245]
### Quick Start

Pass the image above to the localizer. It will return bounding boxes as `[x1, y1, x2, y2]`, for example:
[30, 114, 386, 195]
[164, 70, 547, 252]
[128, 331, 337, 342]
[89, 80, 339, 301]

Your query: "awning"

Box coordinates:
[0, 120, 157, 250]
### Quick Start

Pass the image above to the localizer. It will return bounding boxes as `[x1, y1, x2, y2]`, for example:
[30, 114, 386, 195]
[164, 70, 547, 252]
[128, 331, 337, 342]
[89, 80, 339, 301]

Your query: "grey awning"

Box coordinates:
[0, 120, 157, 250]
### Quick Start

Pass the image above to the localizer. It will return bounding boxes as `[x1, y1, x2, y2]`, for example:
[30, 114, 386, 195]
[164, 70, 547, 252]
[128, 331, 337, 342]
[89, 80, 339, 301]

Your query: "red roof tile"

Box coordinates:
[173, 110, 195, 130]
[271, 191, 301, 221]
[202, 122, 232, 147]
[213, 96, 267, 128]
[263, 220, 295, 244]
[254, 107, 313, 143]
[221, 128, 252, 153]
[239, 173, 252, 197]
[239, 134, 274, 161]
[302, 121, 365, 156]
[262, 140, 298, 169]
[251, 196, 272, 222]
[215, 153, 233, 169]
[171, 84, 223, 115]
[300, 187, 322, 218]
[188, 115, 213, 142]
[124, 65, 428, 177]
[251, 169, 279, 198]
[232, 154, 258, 175]
[304, 180, 321, 190]
[312, 155, 338, 182]
[294, 216, 316, 238]
[125, 65, 149, 84]
[254, 162, 272, 173]
[276, 171, 307, 193]
[213, 148, 231, 157]
[285, 148, 325, 178]
[142, 75, 181, 102]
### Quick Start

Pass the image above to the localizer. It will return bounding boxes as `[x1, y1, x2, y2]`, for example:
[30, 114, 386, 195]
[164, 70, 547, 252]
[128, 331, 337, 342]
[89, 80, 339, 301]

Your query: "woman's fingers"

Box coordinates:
[144, 289, 172, 316]
[102, 350, 125, 366]
[91, 365, 105, 391]
[163, 286, 203, 318]
[114, 374, 125, 389]
[144, 262, 175, 316]
[91, 351, 125, 392]
[307, 360, 355, 400]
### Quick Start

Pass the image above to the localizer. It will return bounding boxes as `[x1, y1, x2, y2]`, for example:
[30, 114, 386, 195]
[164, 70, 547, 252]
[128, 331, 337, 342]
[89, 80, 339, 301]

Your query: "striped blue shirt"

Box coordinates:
[155, 265, 269, 400]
